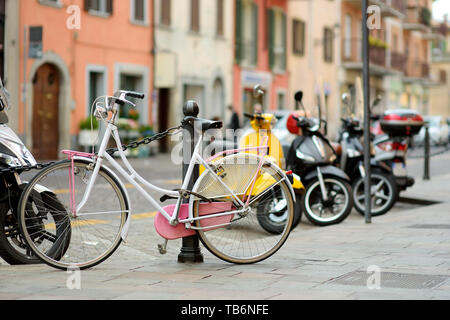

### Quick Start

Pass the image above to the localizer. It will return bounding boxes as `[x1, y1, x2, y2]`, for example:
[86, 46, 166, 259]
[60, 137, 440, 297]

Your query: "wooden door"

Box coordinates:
[32, 64, 60, 160]
[158, 88, 170, 153]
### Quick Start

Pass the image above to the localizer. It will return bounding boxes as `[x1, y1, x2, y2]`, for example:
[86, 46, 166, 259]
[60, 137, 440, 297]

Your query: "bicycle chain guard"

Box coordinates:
[154, 202, 233, 240]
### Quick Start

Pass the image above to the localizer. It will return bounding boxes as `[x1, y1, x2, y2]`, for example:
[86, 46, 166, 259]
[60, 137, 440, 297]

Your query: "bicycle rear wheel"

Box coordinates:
[18, 160, 129, 270]
[192, 154, 294, 264]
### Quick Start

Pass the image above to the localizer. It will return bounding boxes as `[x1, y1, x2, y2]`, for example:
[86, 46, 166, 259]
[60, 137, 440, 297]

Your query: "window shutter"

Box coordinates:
[191, 0, 200, 32]
[281, 12, 287, 71]
[106, 0, 113, 15]
[252, 2, 258, 66]
[84, 0, 91, 11]
[268, 9, 275, 70]
[235, 0, 243, 64]
[217, 0, 224, 36]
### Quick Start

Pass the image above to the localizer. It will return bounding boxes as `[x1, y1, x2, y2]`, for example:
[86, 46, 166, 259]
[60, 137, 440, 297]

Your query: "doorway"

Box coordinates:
[158, 88, 170, 153]
[32, 63, 60, 160]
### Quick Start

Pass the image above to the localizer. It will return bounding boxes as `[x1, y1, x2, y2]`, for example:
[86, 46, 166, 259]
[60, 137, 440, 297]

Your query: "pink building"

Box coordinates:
[233, 0, 288, 116]
[4, 0, 154, 160]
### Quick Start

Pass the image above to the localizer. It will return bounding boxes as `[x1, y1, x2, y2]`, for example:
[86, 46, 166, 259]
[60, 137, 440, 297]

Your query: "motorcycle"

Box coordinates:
[335, 93, 398, 217]
[0, 77, 70, 265]
[286, 91, 353, 226]
[206, 85, 305, 234]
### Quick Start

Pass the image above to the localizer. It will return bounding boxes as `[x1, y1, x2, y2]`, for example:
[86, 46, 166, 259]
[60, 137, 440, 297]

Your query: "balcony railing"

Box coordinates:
[390, 0, 406, 13]
[421, 62, 430, 78]
[405, 59, 429, 78]
[342, 38, 386, 68]
[405, 6, 432, 29]
[390, 52, 407, 71]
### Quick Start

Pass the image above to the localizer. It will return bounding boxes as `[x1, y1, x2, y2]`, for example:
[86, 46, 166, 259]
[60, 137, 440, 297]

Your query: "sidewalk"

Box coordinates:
[0, 163, 449, 300]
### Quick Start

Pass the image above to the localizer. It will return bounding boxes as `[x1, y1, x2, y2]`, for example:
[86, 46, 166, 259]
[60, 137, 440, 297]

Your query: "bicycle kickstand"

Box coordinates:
[157, 239, 168, 255]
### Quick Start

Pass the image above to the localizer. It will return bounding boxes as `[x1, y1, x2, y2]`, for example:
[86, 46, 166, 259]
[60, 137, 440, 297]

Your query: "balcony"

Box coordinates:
[421, 62, 430, 78]
[404, 6, 432, 32]
[343, 0, 405, 18]
[404, 59, 430, 79]
[390, 52, 407, 72]
[342, 38, 392, 75]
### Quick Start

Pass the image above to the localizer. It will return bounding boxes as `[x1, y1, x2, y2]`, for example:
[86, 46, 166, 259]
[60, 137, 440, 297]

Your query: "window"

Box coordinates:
[344, 14, 352, 59]
[191, 0, 200, 32]
[161, 0, 171, 26]
[39, 0, 62, 8]
[131, 0, 147, 24]
[323, 27, 334, 63]
[84, 0, 113, 16]
[268, 9, 287, 71]
[216, 0, 224, 36]
[277, 91, 286, 110]
[293, 19, 305, 56]
[119, 74, 143, 120]
[87, 69, 106, 116]
[235, 0, 258, 66]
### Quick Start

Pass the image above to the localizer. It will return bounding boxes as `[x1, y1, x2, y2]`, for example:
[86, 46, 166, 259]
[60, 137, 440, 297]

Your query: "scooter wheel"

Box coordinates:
[0, 202, 41, 265]
[256, 190, 302, 234]
[301, 177, 353, 227]
[353, 170, 398, 217]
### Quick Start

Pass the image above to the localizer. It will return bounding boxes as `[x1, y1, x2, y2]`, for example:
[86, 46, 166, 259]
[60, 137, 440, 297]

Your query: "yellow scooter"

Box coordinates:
[239, 110, 305, 233]
[202, 85, 304, 233]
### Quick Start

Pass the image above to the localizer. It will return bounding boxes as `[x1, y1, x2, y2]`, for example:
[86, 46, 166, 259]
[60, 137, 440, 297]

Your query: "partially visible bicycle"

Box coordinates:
[17, 90, 296, 270]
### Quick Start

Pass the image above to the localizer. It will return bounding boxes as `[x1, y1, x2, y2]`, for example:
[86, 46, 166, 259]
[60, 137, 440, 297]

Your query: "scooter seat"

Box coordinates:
[331, 142, 342, 156]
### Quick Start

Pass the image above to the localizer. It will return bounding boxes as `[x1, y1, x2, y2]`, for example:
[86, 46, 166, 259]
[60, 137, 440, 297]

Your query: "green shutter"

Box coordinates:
[252, 2, 258, 66]
[268, 9, 275, 70]
[235, 0, 243, 64]
[106, 0, 113, 15]
[282, 12, 286, 71]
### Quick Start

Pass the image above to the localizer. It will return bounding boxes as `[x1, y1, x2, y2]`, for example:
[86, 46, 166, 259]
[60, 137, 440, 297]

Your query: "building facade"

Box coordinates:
[233, 0, 288, 119]
[339, 0, 438, 118]
[287, 0, 340, 136]
[4, 0, 154, 160]
[429, 19, 450, 117]
[153, 0, 234, 151]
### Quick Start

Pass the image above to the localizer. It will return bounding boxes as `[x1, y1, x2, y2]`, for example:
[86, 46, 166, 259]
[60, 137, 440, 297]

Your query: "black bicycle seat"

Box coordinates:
[183, 116, 223, 131]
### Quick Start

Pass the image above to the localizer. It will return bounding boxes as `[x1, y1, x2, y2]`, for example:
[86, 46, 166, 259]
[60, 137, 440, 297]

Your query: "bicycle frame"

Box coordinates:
[70, 121, 271, 231]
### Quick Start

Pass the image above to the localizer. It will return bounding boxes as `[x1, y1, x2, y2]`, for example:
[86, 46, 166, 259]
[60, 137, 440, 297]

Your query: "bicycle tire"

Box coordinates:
[191, 154, 294, 264]
[17, 159, 129, 270]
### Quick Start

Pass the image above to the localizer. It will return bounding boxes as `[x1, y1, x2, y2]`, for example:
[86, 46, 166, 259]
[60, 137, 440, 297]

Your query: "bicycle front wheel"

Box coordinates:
[18, 160, 129, 270]
[192, 154, 294, 264]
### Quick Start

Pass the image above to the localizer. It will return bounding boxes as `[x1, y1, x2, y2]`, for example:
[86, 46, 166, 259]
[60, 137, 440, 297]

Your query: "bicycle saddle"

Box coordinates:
[183, 116, 223, 131]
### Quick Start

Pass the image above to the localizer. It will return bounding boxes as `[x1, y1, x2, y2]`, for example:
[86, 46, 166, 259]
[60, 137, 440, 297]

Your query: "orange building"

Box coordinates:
[233, 0, 288, 116]
[4, 0, 154, 160]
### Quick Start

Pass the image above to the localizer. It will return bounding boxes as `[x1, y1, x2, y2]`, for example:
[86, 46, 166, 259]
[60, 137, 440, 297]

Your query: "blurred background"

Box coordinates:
[0, 0, 449, 160]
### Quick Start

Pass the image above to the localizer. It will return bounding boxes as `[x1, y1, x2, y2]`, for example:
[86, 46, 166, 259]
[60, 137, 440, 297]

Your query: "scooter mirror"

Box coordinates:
[294, 91, 303, 103]
[253, 84, 264, 98]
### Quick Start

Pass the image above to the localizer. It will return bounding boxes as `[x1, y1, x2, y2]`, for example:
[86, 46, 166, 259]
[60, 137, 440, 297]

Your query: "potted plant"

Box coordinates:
[137, 124, 155, 158]
[79, 116, 99, 147]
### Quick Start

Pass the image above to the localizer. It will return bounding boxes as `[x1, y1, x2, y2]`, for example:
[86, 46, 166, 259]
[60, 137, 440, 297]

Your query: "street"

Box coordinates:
[0, 147, 449, 300]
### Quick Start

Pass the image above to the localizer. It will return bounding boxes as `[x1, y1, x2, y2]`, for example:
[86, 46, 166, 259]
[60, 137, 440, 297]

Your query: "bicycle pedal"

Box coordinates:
[157, 240, 168, 255]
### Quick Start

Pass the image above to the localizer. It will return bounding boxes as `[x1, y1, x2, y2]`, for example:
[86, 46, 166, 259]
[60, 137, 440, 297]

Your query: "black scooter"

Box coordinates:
[336, 93, 398, 216]
[0, 77, 70, 264]
[287, 92, 353, 226]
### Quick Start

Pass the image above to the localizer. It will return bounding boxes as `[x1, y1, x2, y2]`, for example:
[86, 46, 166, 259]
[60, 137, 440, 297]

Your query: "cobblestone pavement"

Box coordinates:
[0, 153, 449, 300]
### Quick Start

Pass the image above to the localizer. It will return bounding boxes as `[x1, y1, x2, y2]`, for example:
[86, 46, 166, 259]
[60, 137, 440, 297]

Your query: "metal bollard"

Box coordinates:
[423, 123, 430, 180]
[178, 100, 204, 263]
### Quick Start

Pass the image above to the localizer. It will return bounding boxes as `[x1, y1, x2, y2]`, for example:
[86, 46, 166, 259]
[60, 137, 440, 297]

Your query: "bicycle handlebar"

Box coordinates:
[125, 91, 145, 99]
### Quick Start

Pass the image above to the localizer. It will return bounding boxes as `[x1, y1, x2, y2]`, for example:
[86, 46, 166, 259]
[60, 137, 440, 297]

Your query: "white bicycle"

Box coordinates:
[17, 90, 296, 270]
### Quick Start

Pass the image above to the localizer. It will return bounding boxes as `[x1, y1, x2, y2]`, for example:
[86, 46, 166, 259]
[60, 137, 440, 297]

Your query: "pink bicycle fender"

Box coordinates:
[154, 202, 233, 240]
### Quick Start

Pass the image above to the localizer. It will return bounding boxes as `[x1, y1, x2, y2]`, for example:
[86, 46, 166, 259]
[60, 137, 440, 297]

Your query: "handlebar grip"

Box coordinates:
[125, 91, 145, 99]
[243, 112, 253, 119]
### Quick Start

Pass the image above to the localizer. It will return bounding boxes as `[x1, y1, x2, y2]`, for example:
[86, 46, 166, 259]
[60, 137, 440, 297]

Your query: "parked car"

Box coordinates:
[414, 116, 449, 146]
